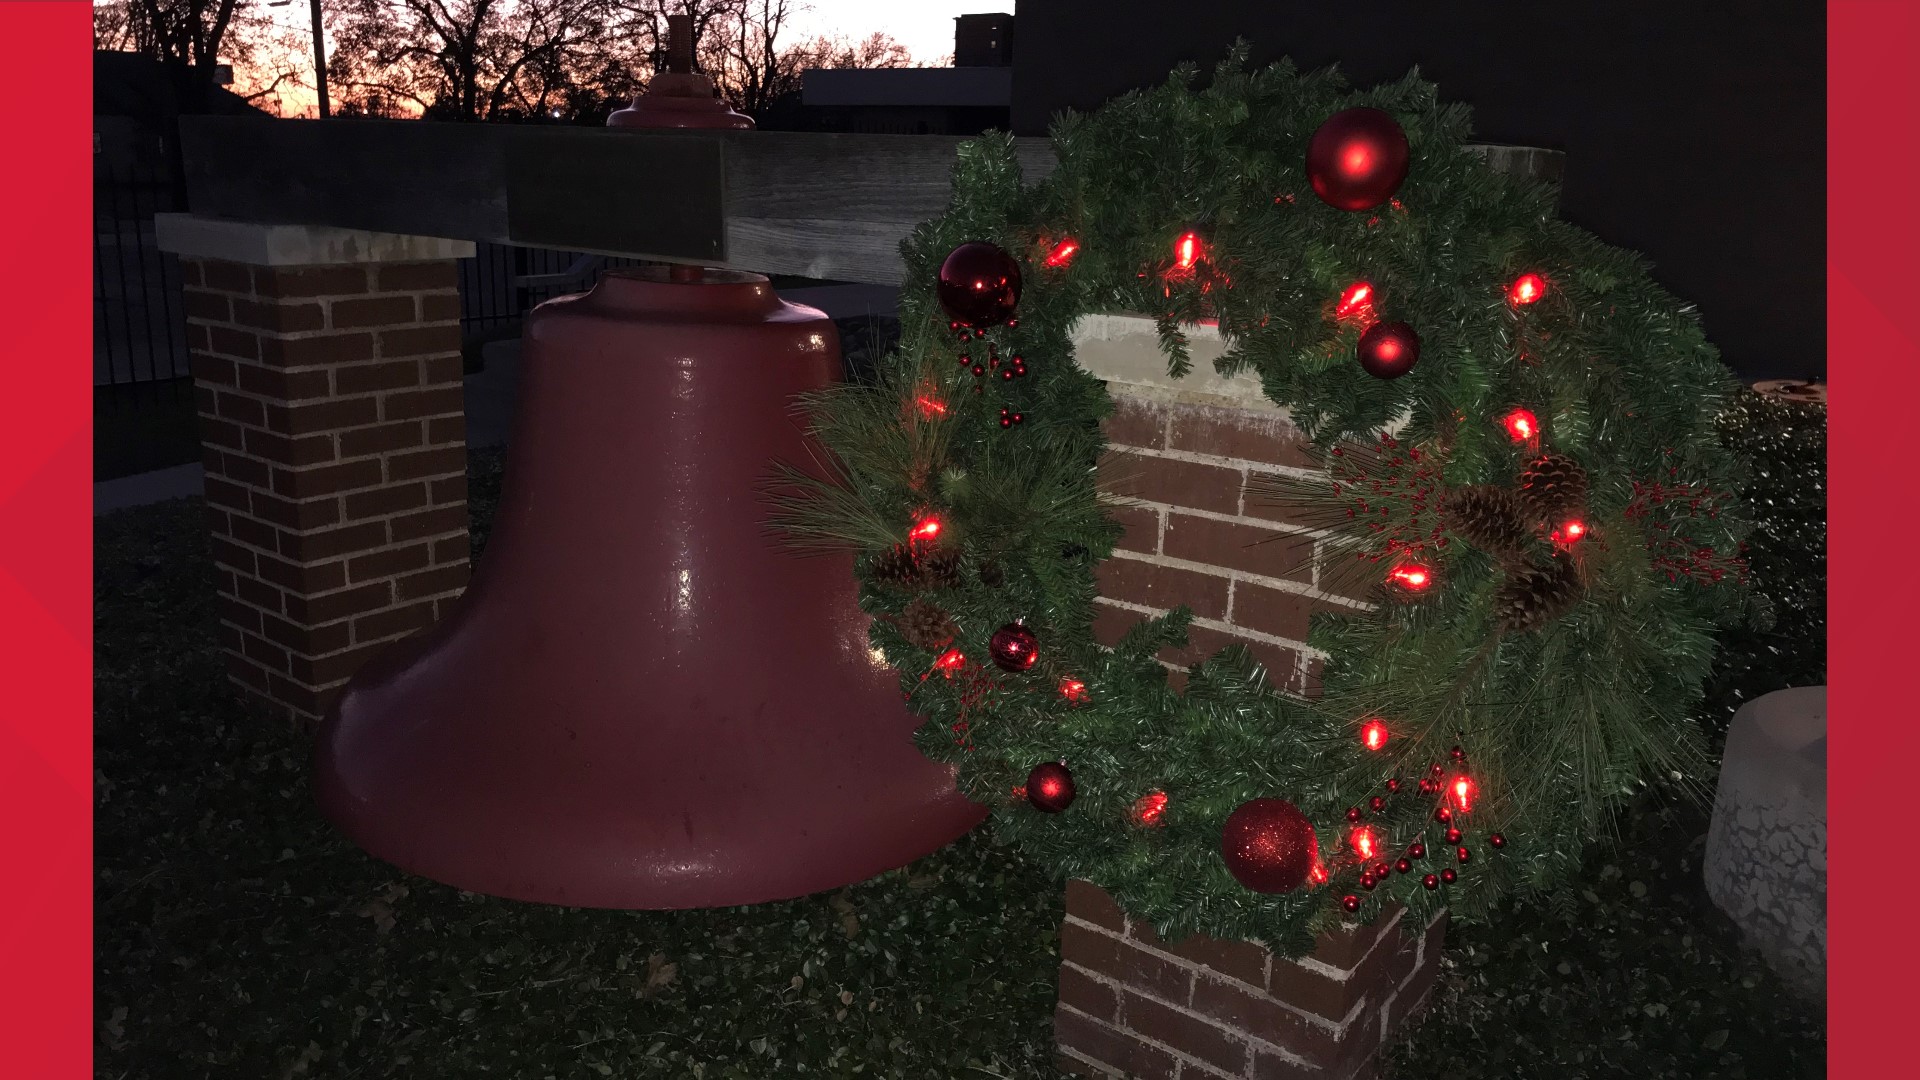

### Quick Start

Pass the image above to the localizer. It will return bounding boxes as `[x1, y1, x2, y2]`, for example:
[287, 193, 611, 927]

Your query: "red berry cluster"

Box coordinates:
[1327, 436, 1447, 562]
[1624, 462, 1748, 587]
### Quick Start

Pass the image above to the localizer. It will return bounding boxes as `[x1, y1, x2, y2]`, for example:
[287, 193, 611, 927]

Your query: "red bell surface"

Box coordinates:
[314, 268, 986, 909]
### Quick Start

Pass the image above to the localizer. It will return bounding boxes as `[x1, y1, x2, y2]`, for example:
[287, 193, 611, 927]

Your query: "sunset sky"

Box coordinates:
[250, 0, 1017, 117]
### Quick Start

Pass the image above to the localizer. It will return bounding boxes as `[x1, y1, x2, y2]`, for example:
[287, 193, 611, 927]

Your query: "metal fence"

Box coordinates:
[95, 163, 191, 398]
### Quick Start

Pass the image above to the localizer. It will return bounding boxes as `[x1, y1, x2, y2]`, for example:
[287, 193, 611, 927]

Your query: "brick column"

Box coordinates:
[1059, 313, 1440, 1079]
[155, 215, 477, 724]
[1058, 880, 1445, 1080]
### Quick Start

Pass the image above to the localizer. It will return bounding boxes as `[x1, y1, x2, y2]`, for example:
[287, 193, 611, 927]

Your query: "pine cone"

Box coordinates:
[977, 560, 1005, 588]
[1493, 558, 1583, 633]
[1441, 486, 1535, 561]
[920, 548, 963, 590]
[896, 598, 959, 650]
[1517, 453, 1590, 523]
[869, 545, 920, 589]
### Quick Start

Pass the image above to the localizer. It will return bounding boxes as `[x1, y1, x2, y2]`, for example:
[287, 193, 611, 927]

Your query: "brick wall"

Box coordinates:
[182, 256, 471, 723]
[1094, 387, 1367, 696]
[1057, 879, 1445, 1080]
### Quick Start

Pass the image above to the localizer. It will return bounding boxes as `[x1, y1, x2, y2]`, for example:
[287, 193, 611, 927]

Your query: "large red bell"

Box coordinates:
[313, 267, 986, 908]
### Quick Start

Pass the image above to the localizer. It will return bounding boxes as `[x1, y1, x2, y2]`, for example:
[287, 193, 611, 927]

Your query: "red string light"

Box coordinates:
[1501, 408, 1539, 444]
[1132, 791, 1168, 826]
[1044, 239, 1080, 268]
[1350, 826, 1380, 861]
[910, 516, 943, 544]
[1551, 519, 1588, 546]
[1059, 677, 1090, 703]
[933, 648, 965, 674]
[1450, 776, 1476, 814]
[1388, 562, 1435, 592]
[1309, 860, 1329, 886]
[1360, 718, 1390, 751]
[1509, 273, 1547, 305]
[1336, 281, 1374, 320]
[1174, 231, 1202, 270]
[915, 395, 949, 419]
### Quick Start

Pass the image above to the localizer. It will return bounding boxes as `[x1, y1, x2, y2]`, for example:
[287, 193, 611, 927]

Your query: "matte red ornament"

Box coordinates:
[313, 268, 983, 910]
[1357, 320, 1422, 379]
[1025, 761, 1076, 813]
[1306, 107, 1411, 211]
[936, 241, 1022, 328]
[1360, 718, 1390, 751]
[1220, 798, 1320, 894]
[988, 623, 1039, 672]
[1509, 273, 1548, 305]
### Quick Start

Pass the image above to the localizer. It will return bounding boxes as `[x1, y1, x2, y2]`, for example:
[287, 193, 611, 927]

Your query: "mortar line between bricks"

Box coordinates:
[1104, 548, 1373, 614]
[1061, 919, 1361, 1036]
[1055, 1002, 1254, 1080]
[1107, 442, 1328, 483]
[1096, 595, 1320, 658]
[1054, 1046, 1125, 1078]
[1104, 494, 1334, 541]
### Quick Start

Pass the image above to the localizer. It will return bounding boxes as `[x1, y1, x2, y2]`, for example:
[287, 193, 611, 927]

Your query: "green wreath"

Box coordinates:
[770, 52, 1753, 953]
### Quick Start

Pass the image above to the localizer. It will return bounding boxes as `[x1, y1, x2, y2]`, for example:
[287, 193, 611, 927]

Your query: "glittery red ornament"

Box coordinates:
[988, 623, 1038, 672]
[1357, 320, 1421, 379]
[936, 241, 1022, 328]
[1024, 761, 1075, 813]
[1219, 798, 1319, 894]
[1306, 108, 1411, 212]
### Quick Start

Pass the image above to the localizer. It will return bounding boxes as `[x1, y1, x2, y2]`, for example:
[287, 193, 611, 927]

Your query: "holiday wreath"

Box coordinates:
[769, 52, 1755, 954]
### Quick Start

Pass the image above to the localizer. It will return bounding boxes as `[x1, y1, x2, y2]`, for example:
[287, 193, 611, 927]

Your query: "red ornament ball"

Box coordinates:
[1306, 107, 1411, 211]
[1442, 868, 1458, 883]
[1457, 846, 1473, 863]
[1345, 806, 1363, 823]
[1341, 894, 1362, 913]
[1219, 798, 1320, 894]
[1395, 858, 1412, 874]
[988, 623, 1039, 672]
[1368, 796, 1386, 812]
[1489, 832, 1507, 849]
[1446, 827, 1464, 844]
[1025, 761, 1075, 813]
[1357, 320, 1421, 379]
[1408, 842, 1426, 859]
[936, 241, 1022, 328]
[1422, 873, 1440, 890]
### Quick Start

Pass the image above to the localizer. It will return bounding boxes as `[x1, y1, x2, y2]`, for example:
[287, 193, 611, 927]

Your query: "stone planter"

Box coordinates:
[1704, 686, 1826, 1000]
[1057, 880, 1444, 1079]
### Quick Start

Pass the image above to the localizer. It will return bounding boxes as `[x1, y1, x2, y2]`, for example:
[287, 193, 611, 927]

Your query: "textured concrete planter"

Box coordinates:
[1704, 686, 1826, 1000]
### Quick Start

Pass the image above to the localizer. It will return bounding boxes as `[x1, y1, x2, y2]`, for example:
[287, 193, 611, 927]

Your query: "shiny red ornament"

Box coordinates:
[1336, 281, 1375, 320]
[936, 241, 1022, 328]
[1408, 842, 1426, 859]
[1306, 107, 1412, 211]
[1369, 796, 1386, 812]
[1132, 790, 1169, 827]
[1449, 745, 1467, 761]
[1342, 894, 1362, 912]
[1219, 798, 1320, 894]
[1445, 826, 1464, 844]
[1360, 873, 1377, 890]
[1501, 408, 1540, 444]
[1395, 858, 1412, 874]
[1434, 806, 1452, 823]
[1356, 320, 1421, 379]
[1345, 806, 1364, 822]
[1489, 832, 1507, 849]
[1025, 762, 1076, 813]
[1386, 778, 1402, 794]
[1442, 868, 1458, 883]
[1509, 273, 1548, 306]
[1423, 873, 1440, 890]
[1360, 718, 1390, 751]
[1457, 845, 1472, 863]
[988, 623, 1038, 672]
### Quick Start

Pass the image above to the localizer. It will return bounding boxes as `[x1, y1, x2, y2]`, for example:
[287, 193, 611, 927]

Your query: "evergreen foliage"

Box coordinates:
[768, 51, 1752, 949]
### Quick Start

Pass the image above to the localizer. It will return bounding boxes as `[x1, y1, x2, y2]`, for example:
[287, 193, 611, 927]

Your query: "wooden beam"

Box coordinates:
[177, 117, 1558, 286]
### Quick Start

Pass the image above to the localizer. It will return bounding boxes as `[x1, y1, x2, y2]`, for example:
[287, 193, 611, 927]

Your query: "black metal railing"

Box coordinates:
[95, 163, 191, 395]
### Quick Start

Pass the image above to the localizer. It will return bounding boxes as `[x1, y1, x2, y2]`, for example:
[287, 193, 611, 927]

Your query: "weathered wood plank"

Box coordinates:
[176, 117, 1556, 286]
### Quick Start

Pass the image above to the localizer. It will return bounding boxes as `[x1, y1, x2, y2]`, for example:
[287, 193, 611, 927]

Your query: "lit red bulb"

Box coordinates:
[1551, 519, 1588, 546]
[1360, 718, 1390, 751]
[1509, 273, 1548, 305]
[1131, 790, 1168, 826]
[1336, 281, 1375, 319]
[1350, 826, 1380, 861]
[1059, 677, 1090, 703]
[1174, 231, 1202, 270]
[915, 395, 949, 418]
[911, 516, 943, 544]
[1389, 563, 1435, 592]
[1451, 776, 1476, 814]
[1044, 239, 1080, 268]
[933, 648, 965, 673]
[1309, 860, 1329, 886]
[1502, 407, 1540, 444]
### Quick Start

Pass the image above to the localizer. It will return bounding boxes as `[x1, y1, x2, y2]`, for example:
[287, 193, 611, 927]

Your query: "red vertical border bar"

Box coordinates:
[1830, 2, 1919, 1075]
[0, 1, 93, 1075]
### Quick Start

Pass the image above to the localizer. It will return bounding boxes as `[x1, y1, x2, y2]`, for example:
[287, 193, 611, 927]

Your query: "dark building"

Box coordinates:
[796, 15, 1015, 135]
[954, 13, 1015, 67]
[94, 51, 265, 174]
[1009, 1, 1823, 381]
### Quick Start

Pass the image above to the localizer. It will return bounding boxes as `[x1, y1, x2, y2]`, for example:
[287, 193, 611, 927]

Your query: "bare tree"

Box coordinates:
[325, 0, 629, 121]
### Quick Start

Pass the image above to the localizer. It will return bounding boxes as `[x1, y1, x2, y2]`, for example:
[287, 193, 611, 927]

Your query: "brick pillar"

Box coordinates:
[1059, 313, 1441, 1079]
[1058, 880, 1445, 1080]
[155, 215, 477, 724]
